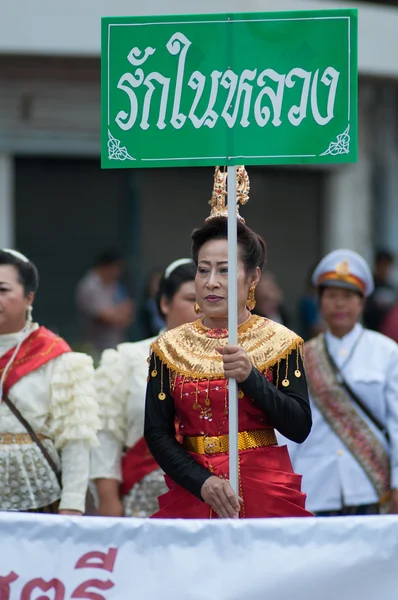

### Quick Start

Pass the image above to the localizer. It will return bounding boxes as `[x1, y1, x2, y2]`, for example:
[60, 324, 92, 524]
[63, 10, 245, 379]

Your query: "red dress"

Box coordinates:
[145, 316, 313, 519]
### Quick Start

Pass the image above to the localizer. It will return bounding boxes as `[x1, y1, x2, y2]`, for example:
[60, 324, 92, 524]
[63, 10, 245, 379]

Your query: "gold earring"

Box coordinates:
[194, 302, 201, 315]
[246, 285, 256, 311]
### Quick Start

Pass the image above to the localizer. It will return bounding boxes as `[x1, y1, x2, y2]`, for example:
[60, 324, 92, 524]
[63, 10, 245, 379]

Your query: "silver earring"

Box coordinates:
[27, 306, 33, 324]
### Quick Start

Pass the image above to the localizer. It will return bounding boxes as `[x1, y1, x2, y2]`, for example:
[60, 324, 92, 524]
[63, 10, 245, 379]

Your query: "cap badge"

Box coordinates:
[335, 260, 350, 277]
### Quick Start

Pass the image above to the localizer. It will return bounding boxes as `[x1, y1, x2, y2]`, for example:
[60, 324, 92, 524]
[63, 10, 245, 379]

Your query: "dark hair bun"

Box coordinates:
[191, 217, 266, 272]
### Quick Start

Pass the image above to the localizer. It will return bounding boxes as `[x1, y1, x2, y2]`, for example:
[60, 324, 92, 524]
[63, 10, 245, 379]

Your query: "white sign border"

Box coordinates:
[106, 15, 352, 163]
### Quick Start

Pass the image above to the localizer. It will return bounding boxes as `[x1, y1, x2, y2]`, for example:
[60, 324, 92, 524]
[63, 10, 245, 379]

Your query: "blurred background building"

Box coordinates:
[0, 0, 397, 343]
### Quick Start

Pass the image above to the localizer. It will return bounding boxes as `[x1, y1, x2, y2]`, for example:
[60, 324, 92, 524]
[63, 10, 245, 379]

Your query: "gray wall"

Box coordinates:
[15, 157, 130, 342]
[14, 158, 323, 343]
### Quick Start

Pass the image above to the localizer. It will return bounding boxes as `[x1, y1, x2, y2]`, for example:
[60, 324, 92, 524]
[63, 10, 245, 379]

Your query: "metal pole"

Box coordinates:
[227, 165, 239, 496]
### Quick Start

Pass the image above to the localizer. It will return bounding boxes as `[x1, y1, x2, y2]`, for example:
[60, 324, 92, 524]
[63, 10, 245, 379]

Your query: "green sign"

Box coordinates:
[101, 9, 357, 169]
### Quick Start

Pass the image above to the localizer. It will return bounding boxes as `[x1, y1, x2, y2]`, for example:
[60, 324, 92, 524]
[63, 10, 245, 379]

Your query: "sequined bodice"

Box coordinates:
[172, 375, 273, 437]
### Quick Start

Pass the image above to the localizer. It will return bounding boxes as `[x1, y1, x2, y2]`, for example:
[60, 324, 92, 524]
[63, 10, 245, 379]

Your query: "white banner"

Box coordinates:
[1, 513, 398, 600]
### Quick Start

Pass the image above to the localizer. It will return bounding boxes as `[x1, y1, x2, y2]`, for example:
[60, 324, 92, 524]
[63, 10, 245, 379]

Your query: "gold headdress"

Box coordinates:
[206, 165, 250, 222]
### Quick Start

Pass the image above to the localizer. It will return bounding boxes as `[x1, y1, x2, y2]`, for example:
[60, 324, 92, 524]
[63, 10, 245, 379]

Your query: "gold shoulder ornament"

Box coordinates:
[150, 315, 303, 384]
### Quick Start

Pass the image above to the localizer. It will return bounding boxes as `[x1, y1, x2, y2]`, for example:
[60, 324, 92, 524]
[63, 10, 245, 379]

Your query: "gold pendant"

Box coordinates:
[151, 369, 158, 378]
[193, 401, 201, 410]
[205, 398, 211, 406]
[294, 370, 301, 378]
[158, 392, 166, 401]
[282, 379, 290, 387]
[238, 390, 244, 399]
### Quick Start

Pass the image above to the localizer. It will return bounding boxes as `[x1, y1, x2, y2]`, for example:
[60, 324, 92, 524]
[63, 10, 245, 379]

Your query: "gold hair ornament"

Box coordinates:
[206, 166, 250, 222]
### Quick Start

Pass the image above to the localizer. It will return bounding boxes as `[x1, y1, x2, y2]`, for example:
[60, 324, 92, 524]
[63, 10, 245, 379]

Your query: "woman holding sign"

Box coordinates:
[144, 168, 312, 519]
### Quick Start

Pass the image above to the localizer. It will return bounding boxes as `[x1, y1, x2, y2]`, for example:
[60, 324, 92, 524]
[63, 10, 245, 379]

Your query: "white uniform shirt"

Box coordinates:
[0, 326, 99, 512]
[90, 337, 156, 481]
[283, 324, 398, 512]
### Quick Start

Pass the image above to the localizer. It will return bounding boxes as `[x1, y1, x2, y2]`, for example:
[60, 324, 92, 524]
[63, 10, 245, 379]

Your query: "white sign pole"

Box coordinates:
[227, 165, 239, 496]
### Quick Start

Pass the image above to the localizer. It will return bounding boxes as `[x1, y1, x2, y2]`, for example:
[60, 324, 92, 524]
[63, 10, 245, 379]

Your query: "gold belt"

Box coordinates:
[183, 429, 278, 455]
[0, 433, 48, 445]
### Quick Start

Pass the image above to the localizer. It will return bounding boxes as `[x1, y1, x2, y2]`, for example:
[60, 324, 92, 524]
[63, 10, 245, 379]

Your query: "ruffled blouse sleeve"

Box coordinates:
[94, 349, 128, 443]
[90, 349, 129, 481]
[50, 352, 100, 449]
[49, 352, 100, 512]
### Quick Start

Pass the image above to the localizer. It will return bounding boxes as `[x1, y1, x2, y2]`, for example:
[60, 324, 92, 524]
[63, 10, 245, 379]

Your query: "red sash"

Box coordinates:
[121, 437, 159, 496]
[121, 422, 181, 496]
[0, 327, 71, 396]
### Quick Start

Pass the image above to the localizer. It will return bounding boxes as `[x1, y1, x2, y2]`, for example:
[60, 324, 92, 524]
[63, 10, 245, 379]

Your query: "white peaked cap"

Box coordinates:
[312, 249, 374, 297]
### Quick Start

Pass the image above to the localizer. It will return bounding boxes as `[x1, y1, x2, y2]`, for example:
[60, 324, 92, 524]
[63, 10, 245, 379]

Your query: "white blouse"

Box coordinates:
[90, 337, 156, 482]
[0, 326, 100, 512]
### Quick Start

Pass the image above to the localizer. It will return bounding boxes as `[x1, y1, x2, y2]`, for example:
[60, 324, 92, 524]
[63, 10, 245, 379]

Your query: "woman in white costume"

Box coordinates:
[91, 259, 197, 517]
[0, 249, 99, 514]
[284, 249, 398, 515]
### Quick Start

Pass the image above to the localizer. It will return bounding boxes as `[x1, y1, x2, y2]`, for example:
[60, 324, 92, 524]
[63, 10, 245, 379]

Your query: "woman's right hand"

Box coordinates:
[201, 476, 241, 518]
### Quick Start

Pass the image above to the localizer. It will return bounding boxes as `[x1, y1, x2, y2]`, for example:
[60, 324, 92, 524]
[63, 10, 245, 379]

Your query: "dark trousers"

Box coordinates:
[316, 503, 380, 517]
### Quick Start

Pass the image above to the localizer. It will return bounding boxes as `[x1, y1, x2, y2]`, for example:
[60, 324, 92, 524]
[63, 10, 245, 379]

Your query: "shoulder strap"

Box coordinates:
[322, 337, 390, 443]
[2, 394, 62, 486]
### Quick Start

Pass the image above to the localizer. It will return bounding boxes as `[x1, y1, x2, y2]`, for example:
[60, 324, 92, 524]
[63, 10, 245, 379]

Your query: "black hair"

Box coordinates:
[156, 262, 196, 317]
[0, 250, 39, 295]
[191, 217, 266, 272]
[375, 249, 394, 265]
[93, 249, 123, 268]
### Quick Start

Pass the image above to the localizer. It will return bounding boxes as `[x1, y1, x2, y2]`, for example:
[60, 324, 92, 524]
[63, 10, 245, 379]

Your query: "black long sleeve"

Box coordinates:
[144, 354, 213, 500]
[239, 350, 312, 443]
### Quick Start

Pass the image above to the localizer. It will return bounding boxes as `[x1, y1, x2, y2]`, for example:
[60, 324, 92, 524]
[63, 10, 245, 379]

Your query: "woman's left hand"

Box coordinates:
[59, 509, 82, 516]
[217, 345, 252, 383]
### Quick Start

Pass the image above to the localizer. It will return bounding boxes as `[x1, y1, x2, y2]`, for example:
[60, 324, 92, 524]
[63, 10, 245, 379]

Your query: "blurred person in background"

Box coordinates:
[283, 250, 398, 516]
[253, 270, 290, 326]
[137, 268, 165, 339]
[364, 249, 396, 332]
[298, 267, 325, 340]
[75, 249, 134, 360]
[0, 249, 99, 514]
[91, 259, 197, 517]
[381, 304, 398, 344]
